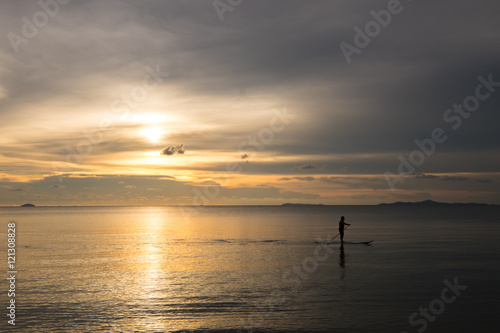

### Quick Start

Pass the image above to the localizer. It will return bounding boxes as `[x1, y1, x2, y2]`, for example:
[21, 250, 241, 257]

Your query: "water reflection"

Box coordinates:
[339, 244, 346, 280]
[339, 244, 345, 267]
[136, 208, 168, 331]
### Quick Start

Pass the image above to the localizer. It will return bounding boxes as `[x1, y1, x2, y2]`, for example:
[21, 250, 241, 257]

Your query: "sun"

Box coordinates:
[140, 127, 164, 143]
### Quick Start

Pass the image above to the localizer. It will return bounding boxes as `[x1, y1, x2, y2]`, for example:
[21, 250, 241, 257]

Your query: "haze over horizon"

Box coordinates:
[1, 1, 499, 206]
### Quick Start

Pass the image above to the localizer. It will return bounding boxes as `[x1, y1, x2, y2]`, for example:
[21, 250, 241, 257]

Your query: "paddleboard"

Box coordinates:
[322, 240, 373, 245]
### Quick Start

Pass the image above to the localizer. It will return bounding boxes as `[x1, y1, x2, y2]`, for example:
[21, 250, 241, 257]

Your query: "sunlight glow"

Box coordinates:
[140, 127, 164, 143]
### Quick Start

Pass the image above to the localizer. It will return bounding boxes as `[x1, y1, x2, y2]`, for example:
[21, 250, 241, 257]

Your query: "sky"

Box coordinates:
[1, 0, 499, 206]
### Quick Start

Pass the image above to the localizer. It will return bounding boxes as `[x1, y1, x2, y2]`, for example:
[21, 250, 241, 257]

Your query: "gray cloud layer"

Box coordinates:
[0, 175, 319, 205]
[1, 1, 499, 203]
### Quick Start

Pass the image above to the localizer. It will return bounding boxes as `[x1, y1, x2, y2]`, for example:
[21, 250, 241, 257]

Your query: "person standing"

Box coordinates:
[338, 216, 350, 243]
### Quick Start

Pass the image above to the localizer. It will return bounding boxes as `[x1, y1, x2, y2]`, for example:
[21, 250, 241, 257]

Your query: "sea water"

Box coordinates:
[1, 205, 499, 332]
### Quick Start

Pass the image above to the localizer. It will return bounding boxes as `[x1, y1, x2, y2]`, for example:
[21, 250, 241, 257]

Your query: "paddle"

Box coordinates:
[328, 224, 350, 242]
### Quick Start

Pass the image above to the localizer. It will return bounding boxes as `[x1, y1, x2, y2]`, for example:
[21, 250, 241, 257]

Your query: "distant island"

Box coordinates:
[282, 203, 325, 206]
[20, 203, 35, 207]
[378, 200, 497, 207]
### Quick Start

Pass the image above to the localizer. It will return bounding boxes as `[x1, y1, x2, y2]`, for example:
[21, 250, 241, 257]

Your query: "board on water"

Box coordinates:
[318, 240, 373, 245]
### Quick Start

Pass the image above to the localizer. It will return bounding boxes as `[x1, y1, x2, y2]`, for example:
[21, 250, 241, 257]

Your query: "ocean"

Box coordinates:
[1, 205, 499, 332]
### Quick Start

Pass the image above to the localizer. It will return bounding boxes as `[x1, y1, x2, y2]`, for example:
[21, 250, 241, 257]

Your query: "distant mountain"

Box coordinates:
[20, 203, 35, 207]
[378, 200, 497, 207]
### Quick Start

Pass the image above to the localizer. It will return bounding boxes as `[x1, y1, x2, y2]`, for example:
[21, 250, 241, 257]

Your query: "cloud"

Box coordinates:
[300, 164, 316, 170]
[295, 177, 315, 181]
[161, 144, 185, 156]
[222, 186, 320, 200]
[414, 173, 440, 179]
[0, 1, 499, 204]
[414, 174, 470, 181]
[0, 175, 320, 205]
[319, 176, 386, 190]
[442, 176, 469, 182]
[281, 176, 316, 181]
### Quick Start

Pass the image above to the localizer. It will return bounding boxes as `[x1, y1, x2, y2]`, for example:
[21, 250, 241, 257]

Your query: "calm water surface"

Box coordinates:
[1, 205, 499, 332]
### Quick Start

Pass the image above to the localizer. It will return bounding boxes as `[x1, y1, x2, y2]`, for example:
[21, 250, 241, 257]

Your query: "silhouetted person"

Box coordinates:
[338, 216, 350, 243]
